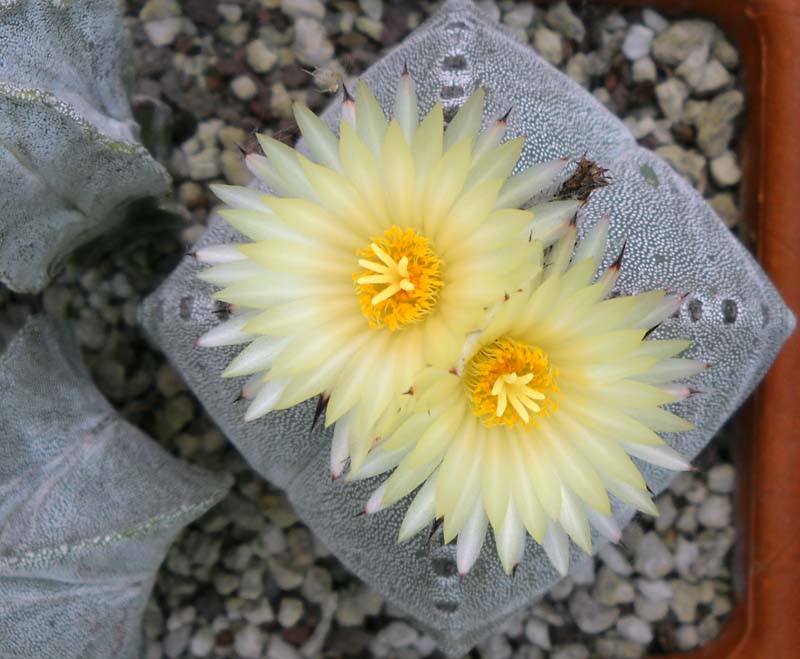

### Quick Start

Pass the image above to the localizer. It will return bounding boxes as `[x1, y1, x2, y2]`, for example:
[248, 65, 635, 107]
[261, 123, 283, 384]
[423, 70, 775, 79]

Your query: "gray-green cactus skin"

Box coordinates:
[139, 1, 795, 654]
[0, 315, 232, 659]
[0, 0, 169, 293]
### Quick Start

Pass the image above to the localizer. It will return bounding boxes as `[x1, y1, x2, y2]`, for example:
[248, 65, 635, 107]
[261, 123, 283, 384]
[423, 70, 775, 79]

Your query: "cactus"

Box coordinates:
[139, 1, 795, 654]
[0, 0, 169, 293]
[0, 316, 232, 659]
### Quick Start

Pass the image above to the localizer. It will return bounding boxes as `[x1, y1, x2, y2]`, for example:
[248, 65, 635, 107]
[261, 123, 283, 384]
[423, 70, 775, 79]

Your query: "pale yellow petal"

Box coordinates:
[421, 138, 472, 241]
[355, 79, 388, 156]
[443, 88, 485, 149]
[411, 102, 443, 185]
[381, 120, 416, 227]
[293, 102, 341, 171]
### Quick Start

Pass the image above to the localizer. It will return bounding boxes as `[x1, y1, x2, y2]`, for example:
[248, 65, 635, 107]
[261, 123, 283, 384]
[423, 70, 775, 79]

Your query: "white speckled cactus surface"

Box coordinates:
[0, 315, 232, 659]
[0, 0, 169, 293]
[137, 1, 794, 654]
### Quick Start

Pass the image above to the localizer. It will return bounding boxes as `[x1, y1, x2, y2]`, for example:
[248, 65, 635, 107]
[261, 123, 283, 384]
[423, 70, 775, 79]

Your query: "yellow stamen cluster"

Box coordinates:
[354, 226, 442, 331]
[464, 337, 559, 429]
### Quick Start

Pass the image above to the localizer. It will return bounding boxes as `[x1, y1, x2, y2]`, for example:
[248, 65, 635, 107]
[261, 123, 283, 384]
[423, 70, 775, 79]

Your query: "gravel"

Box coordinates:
[0, 1, 744, 657]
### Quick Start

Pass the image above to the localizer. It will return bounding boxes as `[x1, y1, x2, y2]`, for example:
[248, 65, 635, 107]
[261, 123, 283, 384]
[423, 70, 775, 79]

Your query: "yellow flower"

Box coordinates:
[196, 72, 579, 473]
[355, 218, 704, 576]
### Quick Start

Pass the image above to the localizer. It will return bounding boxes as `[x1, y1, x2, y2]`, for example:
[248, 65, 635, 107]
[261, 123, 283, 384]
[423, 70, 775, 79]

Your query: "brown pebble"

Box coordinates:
[249, 92, 273, 122]
[282, 626, 311, 644]
[185, 0, 221, 28]
[673, 122, 696, 146]
[173, 34, 195, 54]
[215, 629, 234, 647]
[281, 63, 310, 88]
[206, 73, 225, 93]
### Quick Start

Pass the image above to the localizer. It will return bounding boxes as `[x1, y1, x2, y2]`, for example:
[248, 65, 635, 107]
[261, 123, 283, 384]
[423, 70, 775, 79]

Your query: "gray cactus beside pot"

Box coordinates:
[0, 0, 169, 294]
[0, 315, 232, 659]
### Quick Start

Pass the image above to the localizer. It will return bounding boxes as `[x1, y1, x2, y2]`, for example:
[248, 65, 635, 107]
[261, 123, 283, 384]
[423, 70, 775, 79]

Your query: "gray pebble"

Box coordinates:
[598, 544, 633, 576]
[217, 2, 241, 22]
[652, 19, 717, 65]
[189, 627, 214, 657]
[709, 151, 742, 187]
[634, 532, 674, 579]
[503, 3, 535, 30]
[676, 624, 699, 650]
[243, 600, 275, 625]
[231, 75, 258, 101]
[478, 634, 512, 659]
[302, 566, 333, 604]
[163, 625, 191, 658]
[592, 566, 635, 605]
[668, 471, 695, 496]
[655, 78, 689, 122]
[698, 613, 721, 643]
[213, 572, 240, 596]
[622, 25, 654, 60]
[246, 39, 278, 73]
[693, 59, 733, 95]
[655, 494, 678, 533]
[145, 17, 182, 47]
[698, 494, 733, 528]
[674, 536, 700, 579]
[642, 9, 669, 33]
[266, 556, 304, 590]
[636, 578, 673, 601]
[551, 643, 590, 659]
[566, 54, 590, 88]
[524, 618, 551, 650]
[634, 594, 669, 622]
[235, 625, 266, 658]
[712, 594, 732, 616]
[568, 590, 619, 634]
[533, 26, 564, 66]
[531, 601, 566, 626]
[713, 38, 740, 70]
[222, 149, 252, 185]
[379, 621, 419, 649]
[570, 556, 595, 586]
[513, 647, 545, 659]
[594, 638, 646, 659]
[656, 144, 707, 187]
[676, 504, 699, 534]
[708, 463, 736, 493]
[239, 567, 265, 600]
[187, 148, 221, 181]
[545, 2, 585, 41]
[281, 0, 325, 19]
[217, 22, 249, 46]
[696, 90, 744, 156]
[710, 192, 739, 228]
[267, 635, 301, 659]
[278, 597, 305, 627]
[294, 17, 334, 66]
[616, 615, 653, 644]
[548, 576, 574, 601]
[260, 525, 288, 555]
[670, 580, 700, 623]
[632, 57, 657, 82]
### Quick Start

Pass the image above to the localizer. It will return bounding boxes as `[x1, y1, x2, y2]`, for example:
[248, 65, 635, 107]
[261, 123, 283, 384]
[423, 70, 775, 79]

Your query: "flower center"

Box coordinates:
[464, 337, 559, 429]
[354, 226, 442, 331]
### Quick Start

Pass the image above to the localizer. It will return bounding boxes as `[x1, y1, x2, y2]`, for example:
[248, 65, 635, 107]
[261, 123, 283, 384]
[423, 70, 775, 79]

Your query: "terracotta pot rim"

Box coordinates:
[597, 1, 800, 657]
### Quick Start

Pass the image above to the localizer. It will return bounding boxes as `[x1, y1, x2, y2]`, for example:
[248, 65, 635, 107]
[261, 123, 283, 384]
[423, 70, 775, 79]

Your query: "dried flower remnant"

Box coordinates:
[195, 71, 584, 474]
[355, 217, 702, 576]
[556, 155, 612, 202]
